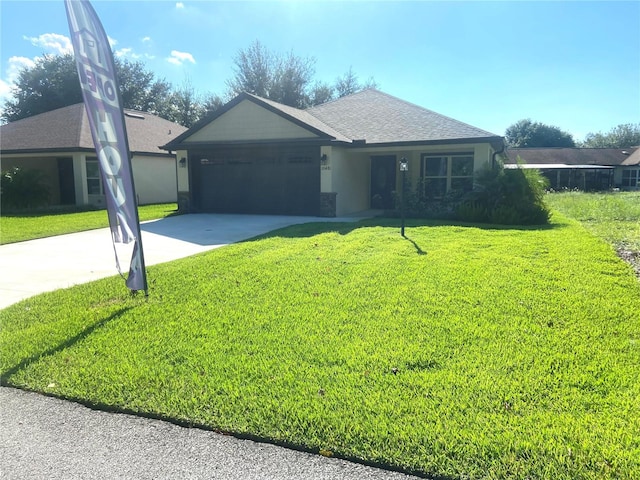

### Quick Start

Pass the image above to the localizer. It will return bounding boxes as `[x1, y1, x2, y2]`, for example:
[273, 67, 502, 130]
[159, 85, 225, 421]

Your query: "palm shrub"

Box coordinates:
[1, 167, 50, 210]
[457, 160, 550, 225]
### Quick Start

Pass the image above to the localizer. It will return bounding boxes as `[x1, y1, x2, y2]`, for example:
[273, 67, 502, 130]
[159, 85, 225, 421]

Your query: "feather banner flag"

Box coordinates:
[65, 0, 148, 293]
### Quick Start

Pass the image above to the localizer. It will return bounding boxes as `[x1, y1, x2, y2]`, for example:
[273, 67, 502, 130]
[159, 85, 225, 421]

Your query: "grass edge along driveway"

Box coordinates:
[1, 214, 639, 479]
[0, 203, 178, 245]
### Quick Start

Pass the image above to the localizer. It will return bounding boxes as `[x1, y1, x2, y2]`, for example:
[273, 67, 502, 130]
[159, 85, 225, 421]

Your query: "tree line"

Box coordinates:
[2, 39, 638, 147]
[505, 119, 640, 149]
[1, 40, 375, 128]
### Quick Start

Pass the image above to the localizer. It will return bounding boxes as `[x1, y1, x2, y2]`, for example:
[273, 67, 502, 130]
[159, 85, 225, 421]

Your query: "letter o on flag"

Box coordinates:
[104, 80, 116, 101]
[100, 145, 122, 176]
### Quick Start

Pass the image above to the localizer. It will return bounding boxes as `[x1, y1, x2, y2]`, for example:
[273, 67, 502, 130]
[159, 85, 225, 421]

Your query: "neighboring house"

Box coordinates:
[0, 103, 187, 207]
[505, 147, 640, 191]
[162, 89, 504, 217]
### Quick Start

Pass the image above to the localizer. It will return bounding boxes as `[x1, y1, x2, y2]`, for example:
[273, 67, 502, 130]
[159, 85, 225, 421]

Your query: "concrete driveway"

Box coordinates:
[0, 212, 369, 310]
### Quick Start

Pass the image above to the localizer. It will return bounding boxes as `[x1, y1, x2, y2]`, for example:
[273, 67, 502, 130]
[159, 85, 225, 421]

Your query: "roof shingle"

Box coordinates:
[307, 89, 500, 144]
[1, 103, 187, 155]
[506, 147, 640, 166]
[163, 89, 501, 149]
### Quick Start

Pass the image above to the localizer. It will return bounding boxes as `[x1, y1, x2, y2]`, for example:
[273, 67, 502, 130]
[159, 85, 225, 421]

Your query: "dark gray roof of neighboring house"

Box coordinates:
[621, 148, 640, 166]
[0, 103, 187, 155]
[163, 89, 502, 150]
[307, 89, 500, 144]
[506, 147, 640, 167]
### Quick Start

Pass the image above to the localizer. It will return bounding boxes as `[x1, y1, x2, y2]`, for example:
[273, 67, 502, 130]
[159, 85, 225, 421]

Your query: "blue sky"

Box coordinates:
[1, 0, 638, 140]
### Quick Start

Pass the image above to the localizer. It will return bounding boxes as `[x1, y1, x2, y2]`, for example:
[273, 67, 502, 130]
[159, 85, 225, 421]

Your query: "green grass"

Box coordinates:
[1, 213, 639, 479]
[545, 191, 640, 251]
[0, 203, 178, 244]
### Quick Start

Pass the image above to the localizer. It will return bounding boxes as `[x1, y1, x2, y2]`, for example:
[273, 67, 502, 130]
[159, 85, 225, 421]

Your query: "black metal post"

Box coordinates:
[401, 169, 406, 237]
[399, 157, 408, 237]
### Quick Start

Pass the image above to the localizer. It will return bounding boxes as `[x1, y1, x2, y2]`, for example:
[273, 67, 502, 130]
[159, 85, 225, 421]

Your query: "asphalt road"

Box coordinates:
[0, 388, 419, 480]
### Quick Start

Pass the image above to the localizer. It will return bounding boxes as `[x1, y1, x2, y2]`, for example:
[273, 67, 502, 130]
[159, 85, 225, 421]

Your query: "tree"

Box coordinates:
[334, 66, 377, 98]
[505, 119, 575, 148]
[227, 41, 377, 108]
[1, 54, 82, 122]
[580, 123, 640, 148]
[307, 81, 335, 106]
[1, 54, 175, 123]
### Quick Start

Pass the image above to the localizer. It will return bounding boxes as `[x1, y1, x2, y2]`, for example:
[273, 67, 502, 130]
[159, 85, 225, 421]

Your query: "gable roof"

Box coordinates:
[163, 89, 501, 150]
[506, 147, 640, 167]
[0, 103, 187, 156]
[307, 89, 499, 144]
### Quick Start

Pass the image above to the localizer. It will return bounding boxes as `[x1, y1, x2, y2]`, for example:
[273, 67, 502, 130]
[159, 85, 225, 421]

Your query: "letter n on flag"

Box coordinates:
[65, 0, 147, 293]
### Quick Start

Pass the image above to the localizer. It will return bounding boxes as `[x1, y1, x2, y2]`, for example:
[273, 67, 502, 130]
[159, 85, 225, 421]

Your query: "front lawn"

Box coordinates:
[546, 191, 640, 276]
[0, 203, 178, 244]
[1, 214, 639, 479]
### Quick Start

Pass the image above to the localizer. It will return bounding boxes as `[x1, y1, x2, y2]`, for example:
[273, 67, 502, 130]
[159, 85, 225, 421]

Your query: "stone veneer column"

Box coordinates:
[319, 192, 337, 217]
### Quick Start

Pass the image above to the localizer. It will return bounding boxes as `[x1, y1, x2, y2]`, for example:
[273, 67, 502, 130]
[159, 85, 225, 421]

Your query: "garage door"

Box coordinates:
[191, 145, 320, 215]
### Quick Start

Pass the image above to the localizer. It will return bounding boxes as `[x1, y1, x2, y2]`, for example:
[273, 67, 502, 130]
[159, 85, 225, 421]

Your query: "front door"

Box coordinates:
[57, 157, 76, 205]
[370, 155, 397, 209]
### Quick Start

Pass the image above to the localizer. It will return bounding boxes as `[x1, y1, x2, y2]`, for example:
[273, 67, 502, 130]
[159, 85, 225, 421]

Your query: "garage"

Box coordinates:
[190, 144, 320, 215]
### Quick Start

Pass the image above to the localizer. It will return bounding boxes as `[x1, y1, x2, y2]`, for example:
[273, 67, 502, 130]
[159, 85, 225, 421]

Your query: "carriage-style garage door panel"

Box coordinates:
[192, 145, 320, 215]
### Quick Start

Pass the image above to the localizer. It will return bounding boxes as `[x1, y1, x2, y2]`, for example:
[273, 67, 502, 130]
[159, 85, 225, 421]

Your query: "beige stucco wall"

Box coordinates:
[184, 100, 319, 142]
[326, 142, 497, 215]
[330, 148, 371, 216]
[131, 155, 177, 205]
[176, 150, 189, 192]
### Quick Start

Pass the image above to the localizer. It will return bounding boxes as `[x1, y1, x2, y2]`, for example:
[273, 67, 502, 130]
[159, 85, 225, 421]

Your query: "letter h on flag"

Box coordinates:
[65, 0, 148, 293]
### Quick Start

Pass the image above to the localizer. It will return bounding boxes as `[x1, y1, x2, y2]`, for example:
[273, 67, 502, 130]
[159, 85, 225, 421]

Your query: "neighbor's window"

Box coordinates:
[421, 153, 474, 198]
[86, 158, 103, 195]
[622, 169, 639, 187]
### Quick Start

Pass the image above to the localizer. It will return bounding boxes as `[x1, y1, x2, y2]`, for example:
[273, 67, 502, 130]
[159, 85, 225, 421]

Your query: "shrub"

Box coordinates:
[457, 161, 550, 225]
[1, 167, 50, 210]
[396, 157, 550, 226]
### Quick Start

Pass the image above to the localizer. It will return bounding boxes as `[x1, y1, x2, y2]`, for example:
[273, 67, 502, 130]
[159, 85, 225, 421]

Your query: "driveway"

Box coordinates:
[0, 213, 370, 310]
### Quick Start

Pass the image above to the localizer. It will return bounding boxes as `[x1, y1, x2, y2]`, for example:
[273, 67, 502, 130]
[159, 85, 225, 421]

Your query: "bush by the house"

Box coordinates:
[396, 161, 550, 225]
[459, 164, 550, 225]
[1, 167, 50, 210]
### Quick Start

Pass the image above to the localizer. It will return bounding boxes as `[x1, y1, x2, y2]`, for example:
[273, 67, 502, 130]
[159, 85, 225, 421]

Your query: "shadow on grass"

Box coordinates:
[404, 235, 427, 255]
[246, 215, 568, 243]
[0, 307, 131, 385]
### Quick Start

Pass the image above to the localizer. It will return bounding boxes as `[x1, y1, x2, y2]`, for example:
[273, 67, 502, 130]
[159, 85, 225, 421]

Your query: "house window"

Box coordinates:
[421, 153, 474, 198]
[622, 169, 639, 187]
[85, 158, 103, 195]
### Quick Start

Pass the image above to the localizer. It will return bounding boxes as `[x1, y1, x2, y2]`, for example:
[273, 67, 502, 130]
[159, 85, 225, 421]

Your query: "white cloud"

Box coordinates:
[142, 36, 152, 43]
[23, 33, 72, 55]
[176, 2, 185, 9]
[114, 47, 142, 60]
[0, 56, 36, 108]
[6, 56, 36, 82]
[167, 50, 195, 65]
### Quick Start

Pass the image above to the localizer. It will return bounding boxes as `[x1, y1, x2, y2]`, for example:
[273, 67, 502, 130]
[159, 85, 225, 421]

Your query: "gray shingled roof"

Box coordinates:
[1, 103, 187, 155]
[163, 89, 501, 149]
[506, 147, 640, 166]
[306, 89, 500, 144]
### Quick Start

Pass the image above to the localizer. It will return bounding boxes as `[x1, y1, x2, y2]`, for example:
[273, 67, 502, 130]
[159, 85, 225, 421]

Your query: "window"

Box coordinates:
[622, 169, 639, 188]
[421, 153, 474, 198]
[85, 158, 103, 195]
